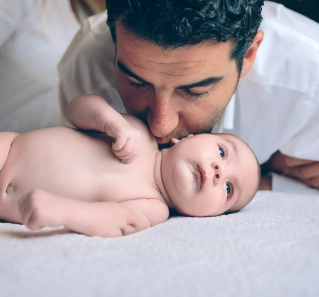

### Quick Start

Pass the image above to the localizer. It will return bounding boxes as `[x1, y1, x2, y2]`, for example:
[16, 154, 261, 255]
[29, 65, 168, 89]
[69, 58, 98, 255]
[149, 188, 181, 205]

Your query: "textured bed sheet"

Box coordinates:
[1, 184, 319, 297]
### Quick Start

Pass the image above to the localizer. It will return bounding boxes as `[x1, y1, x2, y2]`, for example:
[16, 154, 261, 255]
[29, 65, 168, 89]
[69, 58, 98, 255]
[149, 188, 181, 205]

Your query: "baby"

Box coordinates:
[0, 95, 260, 237]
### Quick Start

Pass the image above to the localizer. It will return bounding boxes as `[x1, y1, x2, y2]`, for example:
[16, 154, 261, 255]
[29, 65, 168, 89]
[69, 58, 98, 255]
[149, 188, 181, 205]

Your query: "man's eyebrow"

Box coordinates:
[117, 60, 224, 89]
[176, 76, 224, 90]
[117, 61, 150, 84]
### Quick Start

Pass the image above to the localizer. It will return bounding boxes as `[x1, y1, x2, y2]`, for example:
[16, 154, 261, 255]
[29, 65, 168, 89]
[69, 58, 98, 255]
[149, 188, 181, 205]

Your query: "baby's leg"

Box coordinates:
[0, 132, 19, 171]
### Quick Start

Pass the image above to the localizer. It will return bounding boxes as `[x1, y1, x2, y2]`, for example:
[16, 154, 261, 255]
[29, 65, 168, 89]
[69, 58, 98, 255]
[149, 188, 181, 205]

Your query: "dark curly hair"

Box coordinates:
[105, 0, 264, 72]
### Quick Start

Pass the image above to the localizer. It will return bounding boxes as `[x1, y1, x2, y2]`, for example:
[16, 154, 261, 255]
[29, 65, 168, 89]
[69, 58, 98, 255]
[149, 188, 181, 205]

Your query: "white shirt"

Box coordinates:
[0, 0, 80, 133]
[58, 2, 319, 167]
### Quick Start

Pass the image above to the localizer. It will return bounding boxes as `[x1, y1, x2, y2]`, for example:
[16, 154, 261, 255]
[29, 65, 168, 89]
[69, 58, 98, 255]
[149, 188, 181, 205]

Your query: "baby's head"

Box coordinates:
[160, 133, 260, 217]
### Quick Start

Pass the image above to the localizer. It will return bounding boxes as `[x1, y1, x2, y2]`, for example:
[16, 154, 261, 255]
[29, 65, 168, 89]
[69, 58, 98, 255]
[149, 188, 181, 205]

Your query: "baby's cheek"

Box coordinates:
[200, 191, 225, 216]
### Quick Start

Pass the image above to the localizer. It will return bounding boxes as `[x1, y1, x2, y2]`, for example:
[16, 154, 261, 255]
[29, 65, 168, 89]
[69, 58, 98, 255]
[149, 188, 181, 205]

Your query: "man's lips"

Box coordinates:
[198, 166, 207, 187]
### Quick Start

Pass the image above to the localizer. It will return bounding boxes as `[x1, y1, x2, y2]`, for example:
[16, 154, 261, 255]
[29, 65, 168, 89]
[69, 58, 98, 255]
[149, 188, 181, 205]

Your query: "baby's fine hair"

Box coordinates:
[223, 133, 261, 214]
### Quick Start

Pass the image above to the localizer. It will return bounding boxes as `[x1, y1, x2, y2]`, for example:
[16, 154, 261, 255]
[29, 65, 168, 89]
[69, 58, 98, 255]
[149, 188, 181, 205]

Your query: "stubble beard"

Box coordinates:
[156, 103, 228, 149]
[156, 76, 240, 148]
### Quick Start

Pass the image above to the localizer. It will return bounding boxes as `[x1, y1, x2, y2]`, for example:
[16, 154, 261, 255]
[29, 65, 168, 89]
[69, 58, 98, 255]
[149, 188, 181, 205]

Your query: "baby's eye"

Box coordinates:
[226, 183, 233, 199]
[219, 147, 225, 158]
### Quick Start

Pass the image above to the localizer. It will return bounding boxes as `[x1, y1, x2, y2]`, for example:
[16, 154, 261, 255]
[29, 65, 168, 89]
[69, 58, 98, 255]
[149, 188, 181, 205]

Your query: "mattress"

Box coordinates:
[1, 177, 319, 297]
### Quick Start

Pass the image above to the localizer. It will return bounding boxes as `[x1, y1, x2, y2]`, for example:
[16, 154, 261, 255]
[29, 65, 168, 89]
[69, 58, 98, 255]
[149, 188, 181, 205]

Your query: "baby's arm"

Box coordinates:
[0, 132, 19, 171]
[66, 94, 124, 133]
[66, 95, 141, 163]
[18, 189, 169, 237]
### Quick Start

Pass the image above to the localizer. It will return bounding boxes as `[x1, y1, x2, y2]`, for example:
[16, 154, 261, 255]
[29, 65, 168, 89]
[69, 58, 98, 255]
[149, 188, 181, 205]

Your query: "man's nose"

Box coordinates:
[146, 92, 179, 138]
[211, 162, 226, 184]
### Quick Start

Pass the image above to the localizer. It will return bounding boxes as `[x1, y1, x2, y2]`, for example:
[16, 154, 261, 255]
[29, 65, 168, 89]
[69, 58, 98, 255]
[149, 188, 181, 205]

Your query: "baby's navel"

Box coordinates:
[6, 183, 14, 194]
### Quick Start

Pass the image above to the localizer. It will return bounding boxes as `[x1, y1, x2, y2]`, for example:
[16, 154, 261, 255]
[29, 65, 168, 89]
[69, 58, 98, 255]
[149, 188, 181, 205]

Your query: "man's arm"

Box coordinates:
[261, 151, 319, 190]
[0, 132, 19, 171]
[258, 175, 272, 191]
[18, 189, 169, 237]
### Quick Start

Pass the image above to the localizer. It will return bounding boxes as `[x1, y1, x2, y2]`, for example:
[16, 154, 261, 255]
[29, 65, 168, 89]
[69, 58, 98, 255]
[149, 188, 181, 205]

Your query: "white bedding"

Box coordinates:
[1, 183, 319, 297]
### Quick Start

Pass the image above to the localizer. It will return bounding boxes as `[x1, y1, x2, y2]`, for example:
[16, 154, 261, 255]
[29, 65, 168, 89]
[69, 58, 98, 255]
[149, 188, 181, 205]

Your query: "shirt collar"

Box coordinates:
[212, 92, 236, 133]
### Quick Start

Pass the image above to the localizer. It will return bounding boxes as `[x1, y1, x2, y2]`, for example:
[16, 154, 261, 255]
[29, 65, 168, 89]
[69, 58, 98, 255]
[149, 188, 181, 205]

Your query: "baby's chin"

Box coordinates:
[173, 203, 221, 217]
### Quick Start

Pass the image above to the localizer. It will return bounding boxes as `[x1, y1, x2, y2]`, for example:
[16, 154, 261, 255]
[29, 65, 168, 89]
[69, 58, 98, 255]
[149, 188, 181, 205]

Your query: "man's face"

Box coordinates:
[115, 25, 240, 146]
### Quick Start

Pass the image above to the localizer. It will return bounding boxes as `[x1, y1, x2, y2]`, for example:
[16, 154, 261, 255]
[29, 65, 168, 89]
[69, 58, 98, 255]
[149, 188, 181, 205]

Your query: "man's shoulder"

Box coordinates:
[246, 2, 319, 96]
[58, 11, 114, 72]
[58, 11, 125, 116]
[263, 1, 319, 43]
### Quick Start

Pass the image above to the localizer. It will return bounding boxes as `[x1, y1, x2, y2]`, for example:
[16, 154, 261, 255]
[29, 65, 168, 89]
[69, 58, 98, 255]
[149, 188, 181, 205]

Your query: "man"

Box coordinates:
[58, 0, 319, 192]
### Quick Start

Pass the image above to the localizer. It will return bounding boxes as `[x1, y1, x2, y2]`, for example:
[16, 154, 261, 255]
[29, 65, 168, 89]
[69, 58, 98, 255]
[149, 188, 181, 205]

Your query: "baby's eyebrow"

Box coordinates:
[233, 184, 242, 207]
[220, 135, 242, 204]
[222, 136, 239, 162]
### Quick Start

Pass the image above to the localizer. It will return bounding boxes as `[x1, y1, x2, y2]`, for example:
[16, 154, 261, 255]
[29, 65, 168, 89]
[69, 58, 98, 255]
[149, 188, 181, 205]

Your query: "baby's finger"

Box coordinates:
[121, 149, 141, 163]
[19, 201, 33, 226]
[115, 140, 140, 163]
[129, 139, 141, 159]
[120, 153, 139, 164]
[112, 137, 136, 157]
[25, 213, 42, 230]
[18, 193, 28, 207]
[18, 195, 28, 214]
[112, 135, 127, 151]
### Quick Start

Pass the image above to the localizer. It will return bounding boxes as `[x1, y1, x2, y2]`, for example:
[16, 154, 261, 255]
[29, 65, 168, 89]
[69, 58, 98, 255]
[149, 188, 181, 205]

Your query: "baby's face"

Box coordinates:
[161, 133, 259, 217]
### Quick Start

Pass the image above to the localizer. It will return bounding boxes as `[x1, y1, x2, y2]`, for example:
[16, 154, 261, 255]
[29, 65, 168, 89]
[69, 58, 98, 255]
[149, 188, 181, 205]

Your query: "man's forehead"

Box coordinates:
[116, 24, 233, 74]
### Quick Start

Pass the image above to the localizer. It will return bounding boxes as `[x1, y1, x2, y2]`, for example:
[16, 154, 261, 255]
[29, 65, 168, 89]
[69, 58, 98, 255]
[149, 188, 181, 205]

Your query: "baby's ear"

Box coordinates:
[170, 138, 180, 145]
[170, 134, 194, 145]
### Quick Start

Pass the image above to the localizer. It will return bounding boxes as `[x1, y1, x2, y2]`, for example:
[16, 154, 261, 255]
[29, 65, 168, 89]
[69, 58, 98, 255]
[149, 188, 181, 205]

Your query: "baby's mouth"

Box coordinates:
[198, 166, 207, 187]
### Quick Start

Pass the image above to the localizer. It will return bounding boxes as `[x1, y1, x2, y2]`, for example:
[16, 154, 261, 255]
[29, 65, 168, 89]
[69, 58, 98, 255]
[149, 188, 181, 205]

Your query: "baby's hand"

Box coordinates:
[18, 189, 64, 230]
[110, 123, 141, 164]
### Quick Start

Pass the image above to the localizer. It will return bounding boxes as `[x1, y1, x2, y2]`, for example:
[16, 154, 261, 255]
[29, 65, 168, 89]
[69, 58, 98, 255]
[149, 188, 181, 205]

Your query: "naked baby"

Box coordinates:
[0, 95, 260, 237]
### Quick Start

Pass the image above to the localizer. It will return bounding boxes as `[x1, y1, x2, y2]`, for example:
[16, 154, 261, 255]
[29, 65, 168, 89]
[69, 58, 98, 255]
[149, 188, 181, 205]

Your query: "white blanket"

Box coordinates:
[1, 187, 319, 297]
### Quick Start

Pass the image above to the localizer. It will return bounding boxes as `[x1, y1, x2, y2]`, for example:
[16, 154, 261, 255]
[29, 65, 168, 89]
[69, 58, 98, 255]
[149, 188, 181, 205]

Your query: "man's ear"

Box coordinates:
[240, 30, 264, 78]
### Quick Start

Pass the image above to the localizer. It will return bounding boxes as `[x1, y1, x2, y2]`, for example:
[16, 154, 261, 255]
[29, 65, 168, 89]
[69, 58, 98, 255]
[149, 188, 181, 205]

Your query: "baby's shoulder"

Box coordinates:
[121, 114, 157, 148]
[121, 114, 148, 131]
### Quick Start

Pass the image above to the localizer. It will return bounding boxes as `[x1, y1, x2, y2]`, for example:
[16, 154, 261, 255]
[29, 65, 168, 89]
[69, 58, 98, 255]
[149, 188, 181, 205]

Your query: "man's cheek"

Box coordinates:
[121, 90, 148, 115]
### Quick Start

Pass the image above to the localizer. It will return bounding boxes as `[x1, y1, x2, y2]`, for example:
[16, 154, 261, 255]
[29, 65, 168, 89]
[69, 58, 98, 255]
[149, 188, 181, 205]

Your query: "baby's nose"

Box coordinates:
[211, 163, 225, 182]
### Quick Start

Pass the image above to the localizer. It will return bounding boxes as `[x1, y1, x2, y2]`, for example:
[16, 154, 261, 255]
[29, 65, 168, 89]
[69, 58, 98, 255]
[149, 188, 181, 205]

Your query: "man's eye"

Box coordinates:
[219, 147, 225, 158]
[184, 89, 209, 98]
[129, 80, 147, 89]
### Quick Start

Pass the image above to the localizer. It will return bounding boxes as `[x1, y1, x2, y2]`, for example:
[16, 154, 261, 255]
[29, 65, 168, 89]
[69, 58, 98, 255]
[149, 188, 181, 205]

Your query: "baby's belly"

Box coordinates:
[0, 127, 151, 204]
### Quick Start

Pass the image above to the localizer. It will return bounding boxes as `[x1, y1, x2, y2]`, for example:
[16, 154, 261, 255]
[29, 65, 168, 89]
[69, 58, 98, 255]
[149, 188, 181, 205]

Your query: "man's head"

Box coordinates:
[160, 133, 261, 217]
[106, 0, 264, 146]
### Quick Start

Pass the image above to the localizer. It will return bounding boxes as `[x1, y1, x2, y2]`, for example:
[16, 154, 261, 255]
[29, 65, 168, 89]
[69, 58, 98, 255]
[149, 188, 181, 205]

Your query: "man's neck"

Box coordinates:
[153, 150, 174, 207]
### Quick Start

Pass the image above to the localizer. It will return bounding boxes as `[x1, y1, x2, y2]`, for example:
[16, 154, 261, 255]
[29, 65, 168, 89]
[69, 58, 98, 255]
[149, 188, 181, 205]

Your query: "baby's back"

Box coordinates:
[0, 116, 163, 221]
